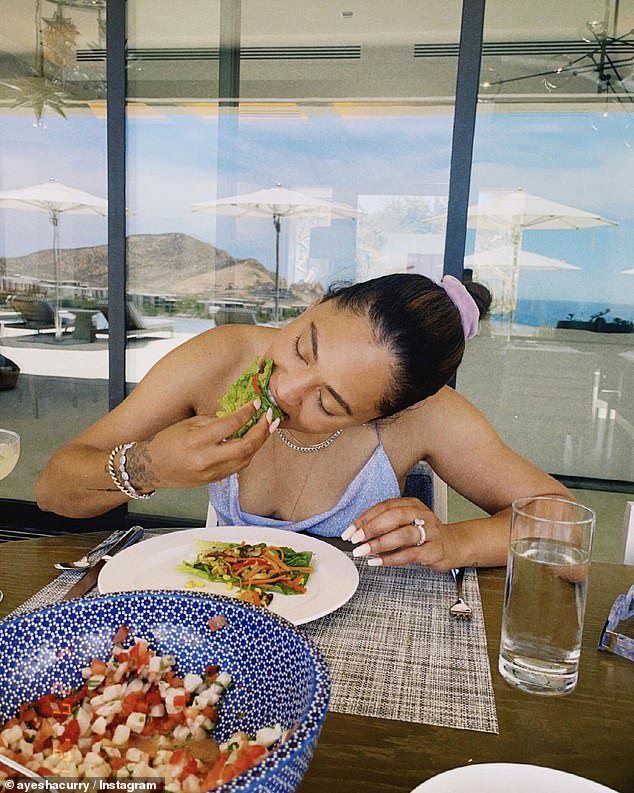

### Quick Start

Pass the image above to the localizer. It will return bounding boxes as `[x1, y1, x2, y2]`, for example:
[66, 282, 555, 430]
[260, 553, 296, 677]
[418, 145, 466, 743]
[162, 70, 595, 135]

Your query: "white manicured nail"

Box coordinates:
[352, 543, 371, 558]
[252, 398, 262, 410]
[266, 407, 273, 422]
[350, 528, 366, 544]
[269, 418, 280, 434]
[341, 525, 356, 541]
[367, 556, 383, 567]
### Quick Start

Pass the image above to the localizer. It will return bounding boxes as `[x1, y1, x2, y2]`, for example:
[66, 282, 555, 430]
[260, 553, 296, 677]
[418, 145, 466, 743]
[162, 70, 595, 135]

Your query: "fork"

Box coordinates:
[449, 567, 473, 621]
[54, 530, 127, 570]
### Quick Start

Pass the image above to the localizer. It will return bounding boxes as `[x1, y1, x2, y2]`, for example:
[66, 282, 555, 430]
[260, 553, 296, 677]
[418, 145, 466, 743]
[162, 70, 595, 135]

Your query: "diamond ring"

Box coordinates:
[413, 517, 426, 546]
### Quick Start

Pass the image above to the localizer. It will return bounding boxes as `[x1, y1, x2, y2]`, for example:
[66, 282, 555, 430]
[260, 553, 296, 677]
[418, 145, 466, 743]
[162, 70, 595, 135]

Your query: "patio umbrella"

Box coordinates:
[428, 188, 616, 331]
[465, 247, 581, 327]
[622, 268, 634, 274]
[0, 178, 107, 337]
[192, 185, 362, 323]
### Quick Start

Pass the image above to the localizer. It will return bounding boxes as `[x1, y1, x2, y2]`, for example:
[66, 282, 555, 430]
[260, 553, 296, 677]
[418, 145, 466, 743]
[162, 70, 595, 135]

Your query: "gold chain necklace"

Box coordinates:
[276, 428, 343, 453]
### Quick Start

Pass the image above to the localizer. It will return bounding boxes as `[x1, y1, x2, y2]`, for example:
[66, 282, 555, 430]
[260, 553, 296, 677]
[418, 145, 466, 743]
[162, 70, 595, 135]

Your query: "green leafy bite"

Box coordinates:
[216, 357, 285, 438]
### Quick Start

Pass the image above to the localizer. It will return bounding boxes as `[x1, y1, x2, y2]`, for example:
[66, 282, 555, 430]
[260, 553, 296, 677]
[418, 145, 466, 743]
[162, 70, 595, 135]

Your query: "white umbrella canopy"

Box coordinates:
[428, 189, 616, 335]
[0, 179, 108, 338]
[459, 189, 617, 232]
[465, 246, 581, 274]
[622, 268, 634, 274]
[192, 185, 362, 221]
[193, 185, 363, 323]
[466, 247, 581, 329]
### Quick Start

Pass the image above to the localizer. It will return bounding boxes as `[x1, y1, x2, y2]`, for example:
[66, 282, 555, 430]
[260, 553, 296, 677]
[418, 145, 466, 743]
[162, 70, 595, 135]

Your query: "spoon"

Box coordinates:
[0, 752, 46, 780]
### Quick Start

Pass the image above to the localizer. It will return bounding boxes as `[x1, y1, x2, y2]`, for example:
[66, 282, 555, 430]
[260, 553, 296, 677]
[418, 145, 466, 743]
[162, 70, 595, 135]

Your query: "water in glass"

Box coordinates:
[499, 536, 590, 695]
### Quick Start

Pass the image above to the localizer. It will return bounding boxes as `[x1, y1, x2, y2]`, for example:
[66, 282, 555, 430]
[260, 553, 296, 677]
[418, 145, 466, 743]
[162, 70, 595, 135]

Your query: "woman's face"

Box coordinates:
[265, 300, 394, 433]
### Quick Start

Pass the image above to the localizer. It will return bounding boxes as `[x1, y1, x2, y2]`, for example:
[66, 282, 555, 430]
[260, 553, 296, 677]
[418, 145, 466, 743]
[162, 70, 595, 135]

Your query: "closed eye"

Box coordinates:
[293, 334, 307, 364]
[317, 391, 335, 416]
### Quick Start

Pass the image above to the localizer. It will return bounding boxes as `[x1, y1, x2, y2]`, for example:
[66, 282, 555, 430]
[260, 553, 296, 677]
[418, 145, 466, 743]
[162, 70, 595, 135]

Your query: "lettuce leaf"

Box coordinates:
[216, 358, 285, 438]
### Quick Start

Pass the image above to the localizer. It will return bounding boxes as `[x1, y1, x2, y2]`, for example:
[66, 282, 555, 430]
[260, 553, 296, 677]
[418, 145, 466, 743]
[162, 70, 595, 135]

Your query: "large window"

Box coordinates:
[1, 1, 632, 530]
[458, 0, 634, 485]
[0, 0, 108, 506]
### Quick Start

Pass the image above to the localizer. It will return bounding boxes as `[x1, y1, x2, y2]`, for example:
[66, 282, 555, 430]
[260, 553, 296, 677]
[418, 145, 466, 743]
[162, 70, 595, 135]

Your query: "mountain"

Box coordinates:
[1, 233, 322, 301]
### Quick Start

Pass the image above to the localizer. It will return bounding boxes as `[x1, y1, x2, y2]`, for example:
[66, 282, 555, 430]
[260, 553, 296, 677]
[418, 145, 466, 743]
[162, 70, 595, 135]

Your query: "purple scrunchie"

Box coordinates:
[440, 275, 480, 340]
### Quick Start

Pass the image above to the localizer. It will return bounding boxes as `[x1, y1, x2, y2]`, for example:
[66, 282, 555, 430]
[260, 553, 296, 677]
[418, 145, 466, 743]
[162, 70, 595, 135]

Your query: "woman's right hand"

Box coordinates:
[124, 400, 277, 492]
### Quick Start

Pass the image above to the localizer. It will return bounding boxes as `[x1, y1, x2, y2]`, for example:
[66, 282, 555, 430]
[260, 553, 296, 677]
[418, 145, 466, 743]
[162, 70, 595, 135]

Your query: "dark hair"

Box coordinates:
[323, 273, 491, 416]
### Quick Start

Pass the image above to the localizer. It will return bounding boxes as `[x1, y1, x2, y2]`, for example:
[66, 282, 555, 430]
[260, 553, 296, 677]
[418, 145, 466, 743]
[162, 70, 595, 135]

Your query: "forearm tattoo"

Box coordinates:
[126, 439, 158, 492]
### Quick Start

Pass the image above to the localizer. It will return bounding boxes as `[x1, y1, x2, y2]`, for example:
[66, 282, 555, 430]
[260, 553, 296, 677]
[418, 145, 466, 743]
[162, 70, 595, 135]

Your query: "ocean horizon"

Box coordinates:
[493, 299, 634, 328]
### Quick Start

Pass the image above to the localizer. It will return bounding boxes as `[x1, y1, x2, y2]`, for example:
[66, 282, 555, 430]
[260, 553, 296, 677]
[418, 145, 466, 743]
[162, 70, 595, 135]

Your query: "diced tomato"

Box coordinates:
[90, 659, 108, 675]
[112, 625, 129, 644]
[122, 691, 149, 715]
[199, 769, 220, 791]
[64, 685, 88, 708]
[18, 705, 38, 724]
[244, 744, 267, 762]
[179, 756, 199, 781]
[201, 706, 218, 720]
[62, 718, 80, 743]
[172, 694, 187, 708]
[157, 713, 185, 734]
[228, 744, 267, 778]
[141, 719, 156, 736]
[36, 767, 55, 777]
[129, 642, 150, 668]
[207, 615, 227, 632]
[109, 756, 127, 771]
[146, 686, 162, 706]
[170, 748, 185, 765]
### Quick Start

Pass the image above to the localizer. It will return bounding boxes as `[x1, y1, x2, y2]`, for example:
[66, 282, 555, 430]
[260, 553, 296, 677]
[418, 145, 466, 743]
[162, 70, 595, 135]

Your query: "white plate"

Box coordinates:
[98, 525, 359, 626]
[410, 763, 617, 793]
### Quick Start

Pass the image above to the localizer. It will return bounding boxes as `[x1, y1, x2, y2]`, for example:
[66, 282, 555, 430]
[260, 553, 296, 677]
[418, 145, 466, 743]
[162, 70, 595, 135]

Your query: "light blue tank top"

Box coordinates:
[208, 428, 400, 537]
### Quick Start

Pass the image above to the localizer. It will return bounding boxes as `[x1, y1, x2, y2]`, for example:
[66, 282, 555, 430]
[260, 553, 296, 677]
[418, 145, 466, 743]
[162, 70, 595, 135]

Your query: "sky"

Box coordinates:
[0, 105, 633, 308]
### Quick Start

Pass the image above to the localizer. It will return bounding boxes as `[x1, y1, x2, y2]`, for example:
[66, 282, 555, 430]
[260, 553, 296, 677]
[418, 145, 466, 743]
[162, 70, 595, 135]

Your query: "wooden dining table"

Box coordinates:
[1, 531, 632, 792]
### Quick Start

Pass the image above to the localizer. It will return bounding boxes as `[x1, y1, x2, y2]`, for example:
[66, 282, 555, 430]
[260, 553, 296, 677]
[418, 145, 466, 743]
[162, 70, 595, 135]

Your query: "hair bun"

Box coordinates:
[464, 281, 492, 319]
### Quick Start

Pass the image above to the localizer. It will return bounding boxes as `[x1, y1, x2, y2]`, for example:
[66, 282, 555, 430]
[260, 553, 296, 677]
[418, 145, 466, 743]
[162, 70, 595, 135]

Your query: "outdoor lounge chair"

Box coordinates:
[213, 306, 258, 325]
[97, 302, 174, 339]
[8, 296, 75, 335]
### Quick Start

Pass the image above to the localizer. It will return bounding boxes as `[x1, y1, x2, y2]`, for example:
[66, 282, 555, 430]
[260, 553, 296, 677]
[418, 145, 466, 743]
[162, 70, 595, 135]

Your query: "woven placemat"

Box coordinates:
[6, 532, 498, 734]
[301, 560, 498, 733]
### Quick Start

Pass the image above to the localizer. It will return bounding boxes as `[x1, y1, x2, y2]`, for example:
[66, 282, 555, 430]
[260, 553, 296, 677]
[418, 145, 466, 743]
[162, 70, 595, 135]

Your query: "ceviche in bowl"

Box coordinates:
[0, 591, 330, 792]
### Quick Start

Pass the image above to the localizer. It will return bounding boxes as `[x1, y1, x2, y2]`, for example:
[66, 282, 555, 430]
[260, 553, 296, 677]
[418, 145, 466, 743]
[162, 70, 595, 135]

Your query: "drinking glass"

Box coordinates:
[0, 429, 20, 481]
[498, 496, 595, 696]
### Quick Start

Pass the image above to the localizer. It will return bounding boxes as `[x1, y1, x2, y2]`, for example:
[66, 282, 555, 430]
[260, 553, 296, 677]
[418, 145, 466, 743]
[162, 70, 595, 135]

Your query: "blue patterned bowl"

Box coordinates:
[0, 590, 330, 792]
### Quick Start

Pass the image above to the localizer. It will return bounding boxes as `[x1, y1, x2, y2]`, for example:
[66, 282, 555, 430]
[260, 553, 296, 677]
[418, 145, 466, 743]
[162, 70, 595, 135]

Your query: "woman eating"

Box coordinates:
[36, 273, 571, 570]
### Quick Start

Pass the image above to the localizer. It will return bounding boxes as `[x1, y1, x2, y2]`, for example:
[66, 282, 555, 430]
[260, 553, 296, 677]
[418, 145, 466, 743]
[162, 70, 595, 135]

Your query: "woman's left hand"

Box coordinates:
[342, 497, 457, 571]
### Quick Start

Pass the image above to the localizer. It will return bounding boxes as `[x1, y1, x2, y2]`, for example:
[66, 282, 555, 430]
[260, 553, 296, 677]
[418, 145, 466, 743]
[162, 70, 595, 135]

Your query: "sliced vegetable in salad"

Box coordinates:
[0, 625, 284, 791]
[178, 540, 314, 606]
[216, 357, 285, 438]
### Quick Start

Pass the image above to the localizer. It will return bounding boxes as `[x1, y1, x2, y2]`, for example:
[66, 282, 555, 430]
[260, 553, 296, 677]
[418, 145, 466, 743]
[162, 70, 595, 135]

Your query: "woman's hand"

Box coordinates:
[124, 399, 278, 492]
[341, 497, 457, 571]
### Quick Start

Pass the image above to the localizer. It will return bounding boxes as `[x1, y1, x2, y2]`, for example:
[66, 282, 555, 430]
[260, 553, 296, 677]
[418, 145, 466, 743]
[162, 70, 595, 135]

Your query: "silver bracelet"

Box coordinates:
[107, 442, 155, 500]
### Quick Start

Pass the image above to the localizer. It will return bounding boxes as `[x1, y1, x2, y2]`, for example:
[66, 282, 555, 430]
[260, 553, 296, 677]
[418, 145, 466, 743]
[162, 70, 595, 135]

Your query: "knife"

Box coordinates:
[63, 525, 145, 600]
